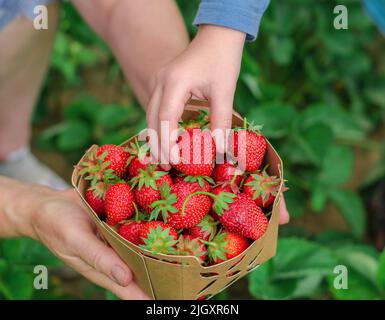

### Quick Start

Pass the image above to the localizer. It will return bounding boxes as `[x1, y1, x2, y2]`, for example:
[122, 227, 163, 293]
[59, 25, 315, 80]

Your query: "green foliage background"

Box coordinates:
[1, 0, 385, 300]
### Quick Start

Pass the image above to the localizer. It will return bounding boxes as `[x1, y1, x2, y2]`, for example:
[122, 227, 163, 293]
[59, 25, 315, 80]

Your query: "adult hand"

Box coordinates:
[31, 188, 149, 300]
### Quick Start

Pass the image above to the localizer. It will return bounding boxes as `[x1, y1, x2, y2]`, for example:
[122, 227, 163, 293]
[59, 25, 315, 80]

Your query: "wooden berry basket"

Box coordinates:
[71, 100, 284, 300]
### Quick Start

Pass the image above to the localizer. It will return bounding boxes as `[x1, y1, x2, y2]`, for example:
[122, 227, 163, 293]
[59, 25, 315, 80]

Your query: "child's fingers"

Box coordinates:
[209, 87, 235, 153]
[146, 86, 163, 163]
[157, 84, 188, 169]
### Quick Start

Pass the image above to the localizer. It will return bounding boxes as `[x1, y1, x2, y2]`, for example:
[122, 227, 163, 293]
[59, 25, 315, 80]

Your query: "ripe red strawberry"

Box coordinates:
[85, 188, 105, 218]
[172, 128, 215, 176]
[211, 162, 243, 186]
[243, 169, 280, 208]
[216, 193, 269, 240]
[177, 235, 207, 263]
[205, 231, 249, 264]
[208, 184, 237, 221]
[97, 144, 129, 178]
[79, 144, 129, 183]
[126, 139, 159, 178]
[150, 180, 212, 229]
[84, 176, 112, 218]
[139, 221, 178, 254]
[118, 221, 143, 245]
[131, 167, 172, 213]
[229, 124, 267, 172]
[185, 214, 218, 241]
[105, 183, 135, 226]
[128, 156, 160, 179]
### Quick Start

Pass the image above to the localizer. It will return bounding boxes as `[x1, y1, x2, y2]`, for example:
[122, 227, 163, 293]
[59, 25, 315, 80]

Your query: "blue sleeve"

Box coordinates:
[364, 0, 385, 36]
[193, 0, 270, 41]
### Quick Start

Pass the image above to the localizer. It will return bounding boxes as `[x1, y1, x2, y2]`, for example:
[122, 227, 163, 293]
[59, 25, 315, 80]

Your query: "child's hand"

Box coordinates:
[146, 25, 290, 225]
[146, 25, 245, 167]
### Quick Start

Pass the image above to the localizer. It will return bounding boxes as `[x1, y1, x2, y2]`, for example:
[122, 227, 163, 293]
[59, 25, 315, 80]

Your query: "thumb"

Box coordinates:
[73, 230, 133, 287]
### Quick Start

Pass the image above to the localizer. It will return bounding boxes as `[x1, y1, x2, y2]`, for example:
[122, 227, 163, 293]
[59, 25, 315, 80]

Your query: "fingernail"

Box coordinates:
[161, 163, 171, 171]
[170, 150, 180, 165]
[216, 135, 225, 154]
[111, 265, 129, 286]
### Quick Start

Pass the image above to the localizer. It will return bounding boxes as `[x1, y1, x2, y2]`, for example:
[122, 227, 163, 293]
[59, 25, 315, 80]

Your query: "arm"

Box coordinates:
[146, 0, 270, 165]
[0, 177, 148, 299]
[73, 0, 190, 106]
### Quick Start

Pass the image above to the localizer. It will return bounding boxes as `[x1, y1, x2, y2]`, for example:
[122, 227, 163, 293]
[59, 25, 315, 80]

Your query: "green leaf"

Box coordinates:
[298, 104, 365, 141]
[310, 182, 327, 213]
[319, 146, 353, 185]
[95, 105, 133, 131]
[377, 249, 385, 292]
[63, 95, 101, 122]
[328, 268, 381, 300]
[3, 268, 34, 300]
[268, 36, 294, 65]
[296, 123, 334, 165]
[0, 258, 7, 273]
[284, 183, 306, 219]
[248, 103, 297, 139]
[328, 244, 382, 300]
[315, 230, 357, 247]
[1, 238, 61, 267]
[249, 263, 298, 299]
[328, 189, 366, 238]
[57, 120, 92, 151]
[272, 238, 337, 279]
[240, 73, 261, 99]
[249, 238, 337, 299]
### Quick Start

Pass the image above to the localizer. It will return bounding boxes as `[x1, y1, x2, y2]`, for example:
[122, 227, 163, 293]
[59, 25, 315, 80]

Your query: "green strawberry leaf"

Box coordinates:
[328, 189, 366, 238]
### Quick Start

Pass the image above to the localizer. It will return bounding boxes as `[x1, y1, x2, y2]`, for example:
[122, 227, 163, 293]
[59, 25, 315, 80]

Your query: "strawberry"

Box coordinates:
[211, 161, 243, 186]
[210, 183, 239, 221]
[205, 231, 249, 264]
[118, 221, 144, 245]
[216, 193, 269, 240]
[150, 180, 212, 229]
[172, 128, 215, 176]
[105, 183, 135, 226]
[131, 166, 172, 213]
[128, 156, 159, 179]
[243, 168, 280, 208]
[85, 188, 105, 218]
[79, 144, 128, 183]
[97, 144, 129, 178]
[185, 214, 219, 241]
[229, 122, 267, 172]
[177, 235, 207, 264]
[126, 139, 159, 178]
[139, 221, 178, 254]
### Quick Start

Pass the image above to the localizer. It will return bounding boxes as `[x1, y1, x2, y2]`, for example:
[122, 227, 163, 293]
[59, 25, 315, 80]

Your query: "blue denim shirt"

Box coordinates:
[1, 0, 385, 40]
[193, 0, 270, 41]
[0, 0, 53, 29]
[364, 0, 385, 35]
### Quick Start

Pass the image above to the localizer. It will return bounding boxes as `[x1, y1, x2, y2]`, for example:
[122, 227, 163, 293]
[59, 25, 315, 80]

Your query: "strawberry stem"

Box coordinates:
[181, 191, 236, 216]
